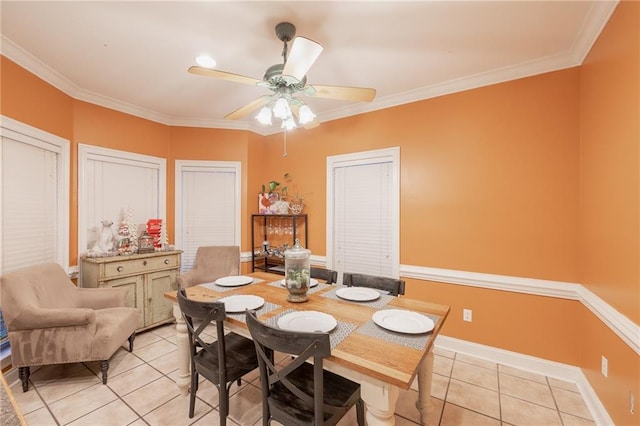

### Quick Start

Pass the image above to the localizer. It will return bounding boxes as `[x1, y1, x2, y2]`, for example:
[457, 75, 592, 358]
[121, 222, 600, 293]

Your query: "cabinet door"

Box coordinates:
[104, 275, 145, 329]
[144, 270, 177, 327]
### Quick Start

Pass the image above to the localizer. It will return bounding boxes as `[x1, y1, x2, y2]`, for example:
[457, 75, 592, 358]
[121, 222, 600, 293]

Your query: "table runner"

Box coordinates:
[266, 279, 332, 295]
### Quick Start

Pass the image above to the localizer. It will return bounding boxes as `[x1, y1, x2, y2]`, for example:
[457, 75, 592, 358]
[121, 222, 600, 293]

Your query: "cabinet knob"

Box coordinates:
[117, 266, 124, 272]
[164, 259, 169, 264]
[143, 260, 147, 266]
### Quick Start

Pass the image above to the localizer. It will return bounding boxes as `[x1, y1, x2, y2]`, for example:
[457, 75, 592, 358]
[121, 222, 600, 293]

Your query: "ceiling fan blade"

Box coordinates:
[225, 95, 272, 120]
[308, 84, 377, 102]
[188, 66, 262, 86]
[282, 37, 323, 82]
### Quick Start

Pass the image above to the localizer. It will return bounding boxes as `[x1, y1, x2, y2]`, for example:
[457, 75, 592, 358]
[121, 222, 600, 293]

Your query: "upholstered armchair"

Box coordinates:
[0, 263, 138, 392]
[176, 246, 240, 288]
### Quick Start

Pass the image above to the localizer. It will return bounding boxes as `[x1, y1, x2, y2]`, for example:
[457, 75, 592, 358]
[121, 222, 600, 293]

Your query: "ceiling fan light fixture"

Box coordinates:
[298, 104, 315, 125]
[255, 106, 273, 125]
[281, 117, 296, 131]
[194, 54, 216, 68]
[273, 97, 292, 120]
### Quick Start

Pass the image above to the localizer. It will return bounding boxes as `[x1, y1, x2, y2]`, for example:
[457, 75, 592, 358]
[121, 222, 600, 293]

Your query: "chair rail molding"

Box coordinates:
[241, 254, 640, 356]
[400, 264, 640, 356]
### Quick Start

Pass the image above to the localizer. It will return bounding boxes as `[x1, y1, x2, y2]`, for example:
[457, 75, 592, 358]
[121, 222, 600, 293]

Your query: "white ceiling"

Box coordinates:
[1, 1, 618, 135]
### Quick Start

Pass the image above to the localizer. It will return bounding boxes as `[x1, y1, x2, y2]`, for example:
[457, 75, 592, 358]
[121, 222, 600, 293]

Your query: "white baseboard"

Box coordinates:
[421, 335, 614, 426]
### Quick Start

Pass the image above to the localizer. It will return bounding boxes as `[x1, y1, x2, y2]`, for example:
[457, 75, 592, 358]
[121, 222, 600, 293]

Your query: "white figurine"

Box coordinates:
[90, 220, 116, 254]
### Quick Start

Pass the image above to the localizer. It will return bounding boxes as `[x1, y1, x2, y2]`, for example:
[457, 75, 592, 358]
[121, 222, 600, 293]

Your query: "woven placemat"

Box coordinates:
[356, 312, 440, 351]
[266, 280, 332, 295]
[227, 301, 281, 323]
[200, 278, 264, 293]
[320, 285, 394, 309]
[266, 309, 357, 350]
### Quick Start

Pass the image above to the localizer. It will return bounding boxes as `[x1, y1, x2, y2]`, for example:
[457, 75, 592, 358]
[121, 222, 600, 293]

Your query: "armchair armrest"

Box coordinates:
[76, 287, 127, 309]
[176, 270, 198, 289]
[11, 307, 95, 330]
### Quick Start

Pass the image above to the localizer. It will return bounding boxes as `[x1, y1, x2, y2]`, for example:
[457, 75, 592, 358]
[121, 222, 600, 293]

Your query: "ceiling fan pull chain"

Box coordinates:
[283, 129, 288, 157]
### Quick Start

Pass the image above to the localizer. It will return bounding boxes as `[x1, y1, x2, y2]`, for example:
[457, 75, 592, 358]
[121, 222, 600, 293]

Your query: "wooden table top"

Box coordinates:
[164, 271, 450, 389]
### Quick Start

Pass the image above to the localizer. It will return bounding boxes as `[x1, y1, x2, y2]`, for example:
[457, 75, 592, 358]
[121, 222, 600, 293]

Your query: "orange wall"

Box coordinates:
[578, 1, 639, 424]
[0, 56, 73, 141]
[579, 0, 639, 324]
[407, 279, 582, 365]
[256, 68, 582, 365]
[261, 68, 581, 283]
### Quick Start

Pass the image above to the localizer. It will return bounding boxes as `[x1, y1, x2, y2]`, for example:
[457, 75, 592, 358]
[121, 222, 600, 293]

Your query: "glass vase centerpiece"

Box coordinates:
[283, 239, 311, 302]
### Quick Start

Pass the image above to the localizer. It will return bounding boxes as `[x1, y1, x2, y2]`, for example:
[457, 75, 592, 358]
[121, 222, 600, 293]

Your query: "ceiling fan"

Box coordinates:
[188, 22, 377, 129]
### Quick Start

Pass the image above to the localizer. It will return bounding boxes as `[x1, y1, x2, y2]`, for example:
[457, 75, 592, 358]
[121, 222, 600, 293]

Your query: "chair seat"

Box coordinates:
[269, 362, 361, 425]
[194, 332, 257, 383]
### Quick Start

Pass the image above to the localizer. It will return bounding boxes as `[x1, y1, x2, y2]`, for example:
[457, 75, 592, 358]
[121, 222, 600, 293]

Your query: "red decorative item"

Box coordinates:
[146, 219, 163, 248]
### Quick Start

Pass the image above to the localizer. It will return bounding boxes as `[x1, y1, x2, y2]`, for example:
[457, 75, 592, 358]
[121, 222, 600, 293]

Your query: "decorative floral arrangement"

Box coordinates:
[258, 173, 307, 214]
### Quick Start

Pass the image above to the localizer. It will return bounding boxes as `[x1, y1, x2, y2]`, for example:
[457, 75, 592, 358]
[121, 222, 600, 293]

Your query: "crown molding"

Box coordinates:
[570, 0, 619, 64]
[1, 0, 617, 134]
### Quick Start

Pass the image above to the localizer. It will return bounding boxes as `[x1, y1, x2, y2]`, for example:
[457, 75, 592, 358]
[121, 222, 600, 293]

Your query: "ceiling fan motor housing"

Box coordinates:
[275, 22, 296, 42]
[263, 63, 307, 89]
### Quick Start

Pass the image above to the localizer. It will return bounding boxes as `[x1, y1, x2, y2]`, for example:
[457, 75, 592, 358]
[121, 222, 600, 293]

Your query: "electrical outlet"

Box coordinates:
[601, 355, 608, 377]
[463, 309, 472, 322]
[630, 391, 635, 414]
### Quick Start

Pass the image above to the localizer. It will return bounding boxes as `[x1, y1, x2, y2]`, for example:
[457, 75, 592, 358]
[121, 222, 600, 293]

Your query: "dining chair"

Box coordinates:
[245, 310, 365, 426]
[177, 245, 240, 288]
[342, 272, 406, 296]
[177, 288, 258, 424]
[310, 267, 338, 284]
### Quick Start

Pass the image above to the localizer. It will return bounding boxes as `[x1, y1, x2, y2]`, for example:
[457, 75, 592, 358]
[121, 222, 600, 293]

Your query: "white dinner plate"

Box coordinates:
[277, 311, 337, 333]
[214, 275, 253, 287]
[336, 287, 380, 302]
[279, 278, 319, 288]
[372, 309, 435, 334]
[218, 295, 264, 313]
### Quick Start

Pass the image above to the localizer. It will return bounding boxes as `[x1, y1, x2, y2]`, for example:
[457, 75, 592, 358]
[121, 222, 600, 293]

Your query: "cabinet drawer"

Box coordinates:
[104, 255, 179, 278]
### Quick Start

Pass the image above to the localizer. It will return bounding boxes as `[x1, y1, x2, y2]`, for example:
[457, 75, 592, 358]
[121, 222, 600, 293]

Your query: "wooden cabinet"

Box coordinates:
[251, 214, 307, 274]
[80, 251, 181, 331]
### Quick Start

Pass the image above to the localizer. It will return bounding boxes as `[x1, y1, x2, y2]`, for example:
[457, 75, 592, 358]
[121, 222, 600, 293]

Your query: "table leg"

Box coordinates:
[416, 349, 435, 425]
[361, 380, 399, 425]
[173, 303, 190, 395]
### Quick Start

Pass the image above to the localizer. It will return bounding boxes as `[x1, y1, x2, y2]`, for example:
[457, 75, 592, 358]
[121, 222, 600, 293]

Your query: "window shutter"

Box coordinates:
[1, 120, 69, 274]
[176, 162, 240, 272]
[333, 161, 393, 276]
[78, 145, 166, 256]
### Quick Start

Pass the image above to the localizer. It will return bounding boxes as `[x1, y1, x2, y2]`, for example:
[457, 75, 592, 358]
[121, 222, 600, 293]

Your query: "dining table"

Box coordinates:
[164, 271, 450, 426]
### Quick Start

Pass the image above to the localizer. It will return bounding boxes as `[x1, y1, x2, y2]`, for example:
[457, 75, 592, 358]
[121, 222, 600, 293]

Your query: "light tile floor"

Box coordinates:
[5, 323, 597, 425]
